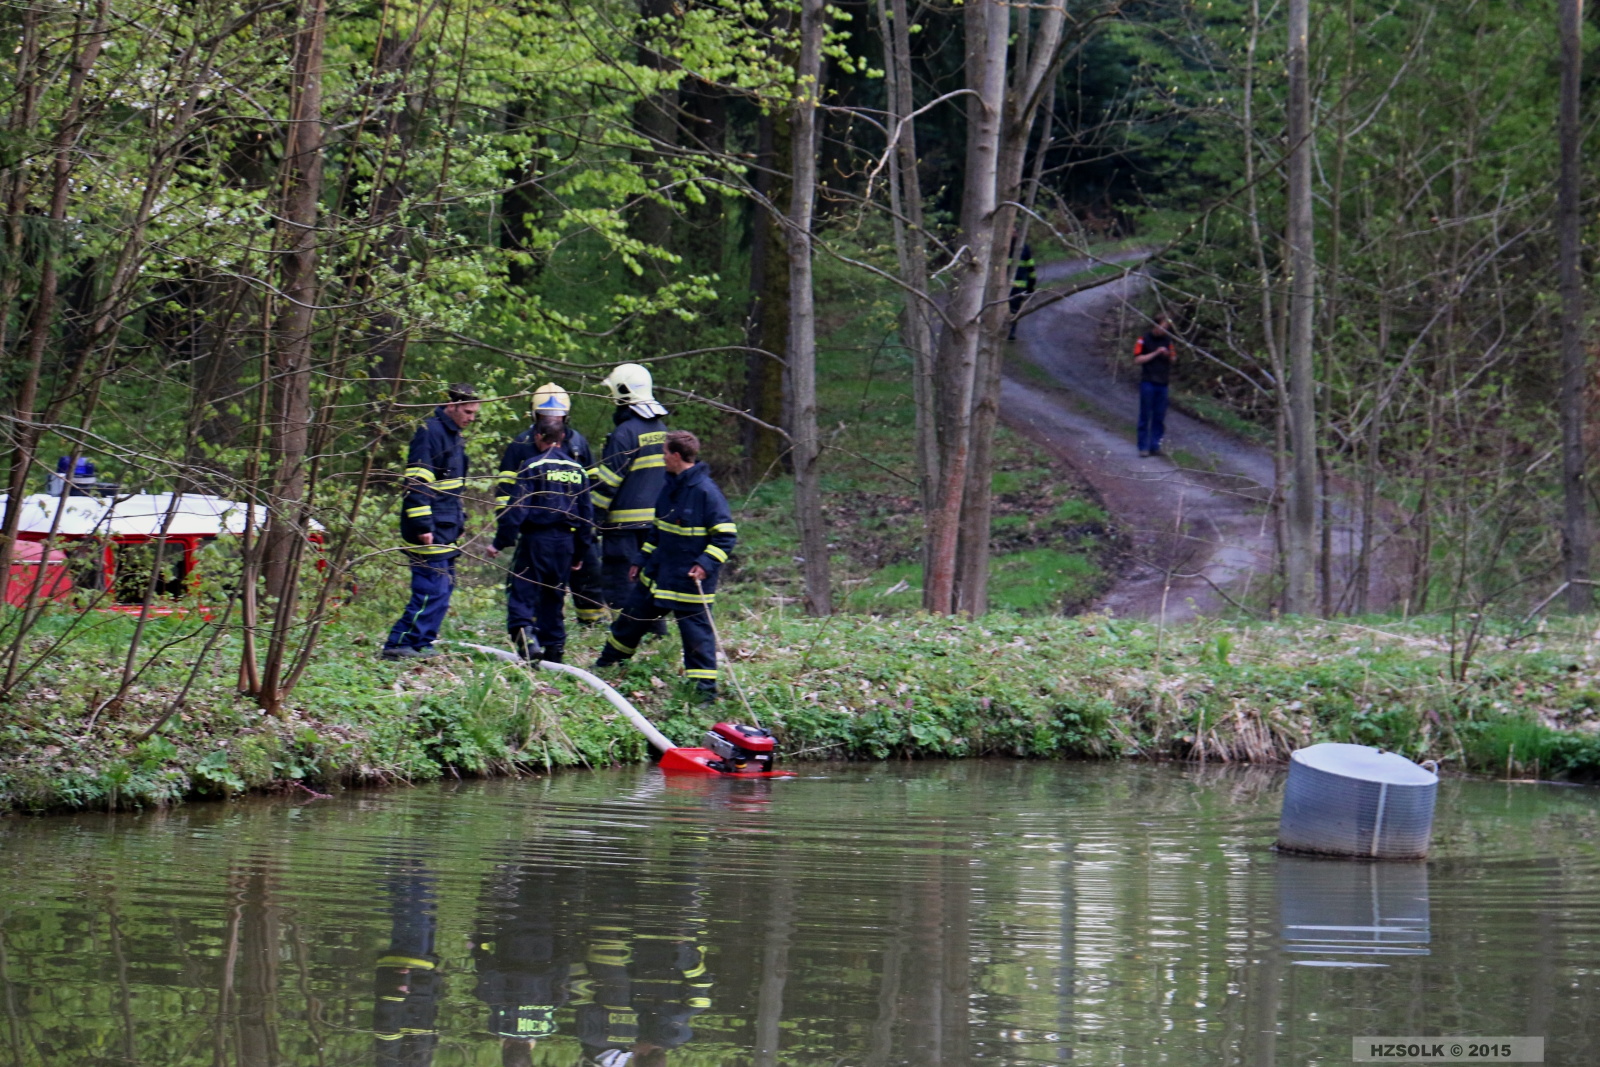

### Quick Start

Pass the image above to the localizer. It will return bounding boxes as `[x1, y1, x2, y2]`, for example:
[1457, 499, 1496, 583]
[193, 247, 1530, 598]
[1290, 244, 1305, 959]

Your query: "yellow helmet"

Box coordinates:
[531, 382, 570, 417]
[601, 363, 668, 418]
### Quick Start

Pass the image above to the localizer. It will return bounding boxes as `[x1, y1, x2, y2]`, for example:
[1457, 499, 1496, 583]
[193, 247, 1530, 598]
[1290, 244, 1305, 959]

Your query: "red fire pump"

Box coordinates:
[658, 722, 793, 778]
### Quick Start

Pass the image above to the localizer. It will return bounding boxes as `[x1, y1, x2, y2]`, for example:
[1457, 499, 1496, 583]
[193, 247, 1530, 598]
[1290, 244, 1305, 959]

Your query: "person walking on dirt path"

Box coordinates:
[492, 417, 594, 665]
[491, 383, 605, 627]
[592, 431, 737, 703]
[1008, 242, 1036, 340]
[381, 384, 480, 661]
[1133, 314, 1176, 457]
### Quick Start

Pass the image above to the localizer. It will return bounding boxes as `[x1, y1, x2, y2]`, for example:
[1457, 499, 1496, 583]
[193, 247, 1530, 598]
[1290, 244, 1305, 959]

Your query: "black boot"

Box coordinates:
[695, 682, 719, 705]
[541, 644, 564, 665]
[512, 627, 542, 663]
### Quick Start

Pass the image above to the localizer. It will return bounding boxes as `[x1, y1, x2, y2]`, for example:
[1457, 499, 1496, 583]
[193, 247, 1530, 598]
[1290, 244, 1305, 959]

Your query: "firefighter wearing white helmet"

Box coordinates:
[601, 362, 669, 419]
[593, 363, 670, 611]
[491, 383, 605, 649]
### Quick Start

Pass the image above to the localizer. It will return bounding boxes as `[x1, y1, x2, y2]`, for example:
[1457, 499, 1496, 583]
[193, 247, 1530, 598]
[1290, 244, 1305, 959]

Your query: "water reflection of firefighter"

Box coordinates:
[570, 856, 713, 1067]
[472, 860, 580, 1067]
[569, 872, 639, 1067]
[373, 862, 444, 1067]
[629, 930, 712, 1064]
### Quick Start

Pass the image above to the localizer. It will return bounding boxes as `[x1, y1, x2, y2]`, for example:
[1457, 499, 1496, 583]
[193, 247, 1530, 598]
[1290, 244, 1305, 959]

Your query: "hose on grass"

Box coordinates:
[451, 641, 677, 754]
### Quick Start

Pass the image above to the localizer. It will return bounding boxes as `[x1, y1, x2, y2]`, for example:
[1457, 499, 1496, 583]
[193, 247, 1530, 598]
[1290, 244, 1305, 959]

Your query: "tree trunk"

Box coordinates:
[1559, 0, 1590, 613]
[501, 99, 548, 289]
[787, 0, 832, 615]
[922, 0, 1008, 614]
[1283, 0, 1317, 614]
[955, 3, 1066, 615]
[878, 0, 937, 512]
[258, 0, 327, 709]
[743, 108, 790, 482]
[628, 0, 679, 274]
[0, 5, 107, 605]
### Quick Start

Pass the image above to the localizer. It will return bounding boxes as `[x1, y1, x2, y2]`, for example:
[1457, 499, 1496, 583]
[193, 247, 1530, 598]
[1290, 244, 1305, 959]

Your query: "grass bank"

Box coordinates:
[7, 593, 1600, 813]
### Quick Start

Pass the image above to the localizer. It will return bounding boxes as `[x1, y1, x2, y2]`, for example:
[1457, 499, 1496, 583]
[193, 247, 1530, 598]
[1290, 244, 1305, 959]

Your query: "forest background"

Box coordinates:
[3, 0, 1600, 809]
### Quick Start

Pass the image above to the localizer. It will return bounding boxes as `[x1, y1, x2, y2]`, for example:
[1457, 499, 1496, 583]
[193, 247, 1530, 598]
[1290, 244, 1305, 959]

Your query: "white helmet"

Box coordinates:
[601, 363, 668, 419]
[531, 382, 570, 416]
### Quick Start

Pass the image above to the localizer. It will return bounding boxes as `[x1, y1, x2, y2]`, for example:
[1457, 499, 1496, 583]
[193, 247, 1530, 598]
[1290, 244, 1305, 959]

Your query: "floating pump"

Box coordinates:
[453, 642, 793, 778]
[1276, 743, 1437, 860]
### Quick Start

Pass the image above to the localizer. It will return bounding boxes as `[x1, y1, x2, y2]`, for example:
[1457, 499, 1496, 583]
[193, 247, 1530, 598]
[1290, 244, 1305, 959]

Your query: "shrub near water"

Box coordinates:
[6, 600, 1600, 812]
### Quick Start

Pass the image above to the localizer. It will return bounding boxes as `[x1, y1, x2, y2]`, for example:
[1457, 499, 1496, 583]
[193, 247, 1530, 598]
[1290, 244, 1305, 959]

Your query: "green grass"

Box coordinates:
[12, 595, 1600, 813]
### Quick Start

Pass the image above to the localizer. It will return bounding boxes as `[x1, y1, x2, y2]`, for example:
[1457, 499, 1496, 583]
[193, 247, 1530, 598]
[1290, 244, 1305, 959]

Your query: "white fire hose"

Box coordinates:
[451, 641, 677, 754]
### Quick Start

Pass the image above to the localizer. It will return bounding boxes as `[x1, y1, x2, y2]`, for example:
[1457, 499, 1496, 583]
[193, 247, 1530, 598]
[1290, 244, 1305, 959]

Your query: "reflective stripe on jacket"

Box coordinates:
[495, 425, 592, 509]
[592, 410, 667, 530]
[633, 462, 736, 605]
[400, 409, 469, 553]
[495, 443, 595, 556]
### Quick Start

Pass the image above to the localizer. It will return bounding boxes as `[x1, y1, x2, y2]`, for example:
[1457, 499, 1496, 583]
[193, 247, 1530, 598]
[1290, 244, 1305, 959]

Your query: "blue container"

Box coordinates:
[1277, 743, 1437, 859]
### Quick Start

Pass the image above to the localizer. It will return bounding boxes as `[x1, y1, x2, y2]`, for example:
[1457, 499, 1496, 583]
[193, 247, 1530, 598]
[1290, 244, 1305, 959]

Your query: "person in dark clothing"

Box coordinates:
[591, 364, 670, 614]
[383, 384, 480, 660]
[493, 418, 594, 664]
[1007, 241, 1036, 340]
[629, 925, 712, 1063]
[493, 383, 605, 626]
[593, 431, 736, 702]
[471, 860, 579, 1067]
[373, 861, 444, 1067]
[1132, 315, 1177, 457]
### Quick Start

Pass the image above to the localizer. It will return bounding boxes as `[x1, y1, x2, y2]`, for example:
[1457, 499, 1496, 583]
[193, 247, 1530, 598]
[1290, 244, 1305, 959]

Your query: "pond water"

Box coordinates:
[0, 760, 1597, 1066]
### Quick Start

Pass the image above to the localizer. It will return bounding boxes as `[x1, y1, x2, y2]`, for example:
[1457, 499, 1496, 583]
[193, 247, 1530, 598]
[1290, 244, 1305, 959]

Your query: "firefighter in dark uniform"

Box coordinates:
[372, 860, 444, 1067]
[382, 384, 480, 660]
[471, 859, 579, 1067]
[493, 383, 605, 626]
[593, 431, 736, 702]
[590, 363, 670, 613]
[492, 416, 594, 664]
[569, 877, 639, 1067]
[628, 888, 713, 1065]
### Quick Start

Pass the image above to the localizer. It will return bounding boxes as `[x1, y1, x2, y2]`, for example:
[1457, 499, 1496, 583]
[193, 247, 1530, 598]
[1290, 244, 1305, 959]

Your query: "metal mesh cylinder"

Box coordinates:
[1276, 743, 1437, 859]
[1277, 854, 1430, 961]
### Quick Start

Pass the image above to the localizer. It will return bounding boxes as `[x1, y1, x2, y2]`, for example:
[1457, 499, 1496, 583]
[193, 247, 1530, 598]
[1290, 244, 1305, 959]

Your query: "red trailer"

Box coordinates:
[3, 539, 70, 608]
[2, 492, 320, 615]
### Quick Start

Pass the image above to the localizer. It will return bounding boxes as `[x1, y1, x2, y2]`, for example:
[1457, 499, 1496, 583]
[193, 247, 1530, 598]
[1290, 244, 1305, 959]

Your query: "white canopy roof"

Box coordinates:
[1, 492, 323, 538]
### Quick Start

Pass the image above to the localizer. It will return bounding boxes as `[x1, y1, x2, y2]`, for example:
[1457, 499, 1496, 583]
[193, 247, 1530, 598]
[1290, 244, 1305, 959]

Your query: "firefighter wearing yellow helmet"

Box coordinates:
[490, 383, 604, 658]
[592, 363, 670, 611]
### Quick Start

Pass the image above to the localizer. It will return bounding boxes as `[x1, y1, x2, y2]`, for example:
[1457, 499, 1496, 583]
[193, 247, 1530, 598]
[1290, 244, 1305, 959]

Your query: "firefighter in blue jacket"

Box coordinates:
[593, 431, 736, 701]
[493, 383, 605, 626]
[382, 384, 480, 661]
[493, 417, 593, 664]
[591, 364, 670, 612]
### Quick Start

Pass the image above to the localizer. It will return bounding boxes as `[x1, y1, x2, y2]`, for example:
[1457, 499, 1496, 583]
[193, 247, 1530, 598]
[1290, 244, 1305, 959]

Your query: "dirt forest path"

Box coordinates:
[1003, 255, 1279, 622]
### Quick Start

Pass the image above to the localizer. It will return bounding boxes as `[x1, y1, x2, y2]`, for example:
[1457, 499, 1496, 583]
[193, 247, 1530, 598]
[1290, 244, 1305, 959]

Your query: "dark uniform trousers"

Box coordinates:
[600, 530, 648, 610]
[569, 540, 605, 622]
[600, 582, 718, 689]
[385, 554, 457, 652]
[507, 527, 576, 655]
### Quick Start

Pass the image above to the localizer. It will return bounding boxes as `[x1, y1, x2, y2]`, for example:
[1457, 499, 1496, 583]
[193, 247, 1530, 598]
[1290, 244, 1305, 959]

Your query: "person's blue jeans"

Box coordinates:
[1138, 381, 1169, 454]
[384, 554, 456, 651]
